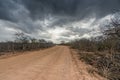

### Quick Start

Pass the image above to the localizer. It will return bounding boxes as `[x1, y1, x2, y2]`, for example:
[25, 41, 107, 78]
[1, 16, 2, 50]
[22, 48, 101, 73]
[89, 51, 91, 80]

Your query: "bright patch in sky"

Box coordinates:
[47, 27, 69, 43]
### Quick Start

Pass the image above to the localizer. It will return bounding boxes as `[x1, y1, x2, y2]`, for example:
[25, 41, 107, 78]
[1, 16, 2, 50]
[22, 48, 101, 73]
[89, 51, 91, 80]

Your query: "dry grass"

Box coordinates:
[78, 51, 120, 80]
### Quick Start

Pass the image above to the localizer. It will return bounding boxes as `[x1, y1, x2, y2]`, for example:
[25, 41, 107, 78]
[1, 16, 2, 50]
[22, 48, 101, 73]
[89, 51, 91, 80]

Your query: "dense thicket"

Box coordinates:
[0, 32, 54, 54]
[69, 15, 120, 80]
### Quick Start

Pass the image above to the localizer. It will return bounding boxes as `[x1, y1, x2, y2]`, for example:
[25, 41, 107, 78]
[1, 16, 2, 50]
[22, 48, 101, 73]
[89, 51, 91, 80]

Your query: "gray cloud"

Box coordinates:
[0, 0, 120, 42]
[22, 0, 120, 19]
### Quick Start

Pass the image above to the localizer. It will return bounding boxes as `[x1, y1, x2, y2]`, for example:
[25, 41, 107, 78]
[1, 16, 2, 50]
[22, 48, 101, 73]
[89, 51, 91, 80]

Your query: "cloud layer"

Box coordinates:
[0, 0, 120, 43]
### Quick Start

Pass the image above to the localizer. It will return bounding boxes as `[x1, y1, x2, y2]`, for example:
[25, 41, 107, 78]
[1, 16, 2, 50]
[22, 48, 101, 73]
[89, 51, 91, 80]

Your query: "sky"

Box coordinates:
[0, 0, 120, 43]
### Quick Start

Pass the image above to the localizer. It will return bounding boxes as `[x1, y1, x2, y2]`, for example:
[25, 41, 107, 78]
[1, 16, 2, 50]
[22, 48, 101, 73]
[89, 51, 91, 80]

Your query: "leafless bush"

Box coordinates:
[69, 13, 120, 80]
[0, 32, 54, 54]
[77, 51, 120, 80]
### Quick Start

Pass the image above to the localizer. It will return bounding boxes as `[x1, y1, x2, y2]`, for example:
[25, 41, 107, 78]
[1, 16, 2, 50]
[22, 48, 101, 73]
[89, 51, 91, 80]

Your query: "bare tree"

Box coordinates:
[14, 32, 30, 43]
[104, 14, 120, 53]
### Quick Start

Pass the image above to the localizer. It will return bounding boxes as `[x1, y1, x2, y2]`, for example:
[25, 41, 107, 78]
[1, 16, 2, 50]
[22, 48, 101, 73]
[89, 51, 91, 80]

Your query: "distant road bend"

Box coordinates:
[0, 46, 103, 80]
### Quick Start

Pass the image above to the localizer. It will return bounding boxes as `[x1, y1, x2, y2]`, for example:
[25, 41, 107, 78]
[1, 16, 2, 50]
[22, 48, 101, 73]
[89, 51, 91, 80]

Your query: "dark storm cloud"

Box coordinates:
[22, 0, 120, 19]
[17, 0, 120, 28]
[0, 0, 15, 21]
[1, 0, 120, 26]
[0, 0, 120, 42]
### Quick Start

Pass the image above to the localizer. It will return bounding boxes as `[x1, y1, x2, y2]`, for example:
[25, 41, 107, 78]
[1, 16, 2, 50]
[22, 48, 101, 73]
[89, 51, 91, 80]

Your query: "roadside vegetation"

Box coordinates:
[0, 32, 54, 55]
[69, 15, 120, 80]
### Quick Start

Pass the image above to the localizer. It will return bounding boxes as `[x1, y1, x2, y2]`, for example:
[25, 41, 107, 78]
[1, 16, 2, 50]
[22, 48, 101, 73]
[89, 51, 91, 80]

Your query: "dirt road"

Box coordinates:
[0, 46, 79, 80]
[0, 46, 103, 80]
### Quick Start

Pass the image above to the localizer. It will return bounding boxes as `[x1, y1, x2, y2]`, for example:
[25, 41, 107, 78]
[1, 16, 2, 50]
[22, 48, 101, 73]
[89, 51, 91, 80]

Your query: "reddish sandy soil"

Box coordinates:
[0, 46, 105, 80]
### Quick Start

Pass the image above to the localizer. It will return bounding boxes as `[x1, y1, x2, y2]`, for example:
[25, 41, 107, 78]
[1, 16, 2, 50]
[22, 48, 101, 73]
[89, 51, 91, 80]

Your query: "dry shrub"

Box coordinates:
[79, 51, 120, 80]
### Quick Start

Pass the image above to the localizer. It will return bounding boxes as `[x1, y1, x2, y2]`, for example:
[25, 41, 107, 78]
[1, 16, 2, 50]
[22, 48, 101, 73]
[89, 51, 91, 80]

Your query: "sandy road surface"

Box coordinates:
[0, 46, 80, 80]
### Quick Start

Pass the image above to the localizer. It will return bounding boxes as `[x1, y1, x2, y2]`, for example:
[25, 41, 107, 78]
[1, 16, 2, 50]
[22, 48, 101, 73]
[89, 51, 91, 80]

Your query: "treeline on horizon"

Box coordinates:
[0, 32, 54, 54]
[68, 15, 120, 80]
